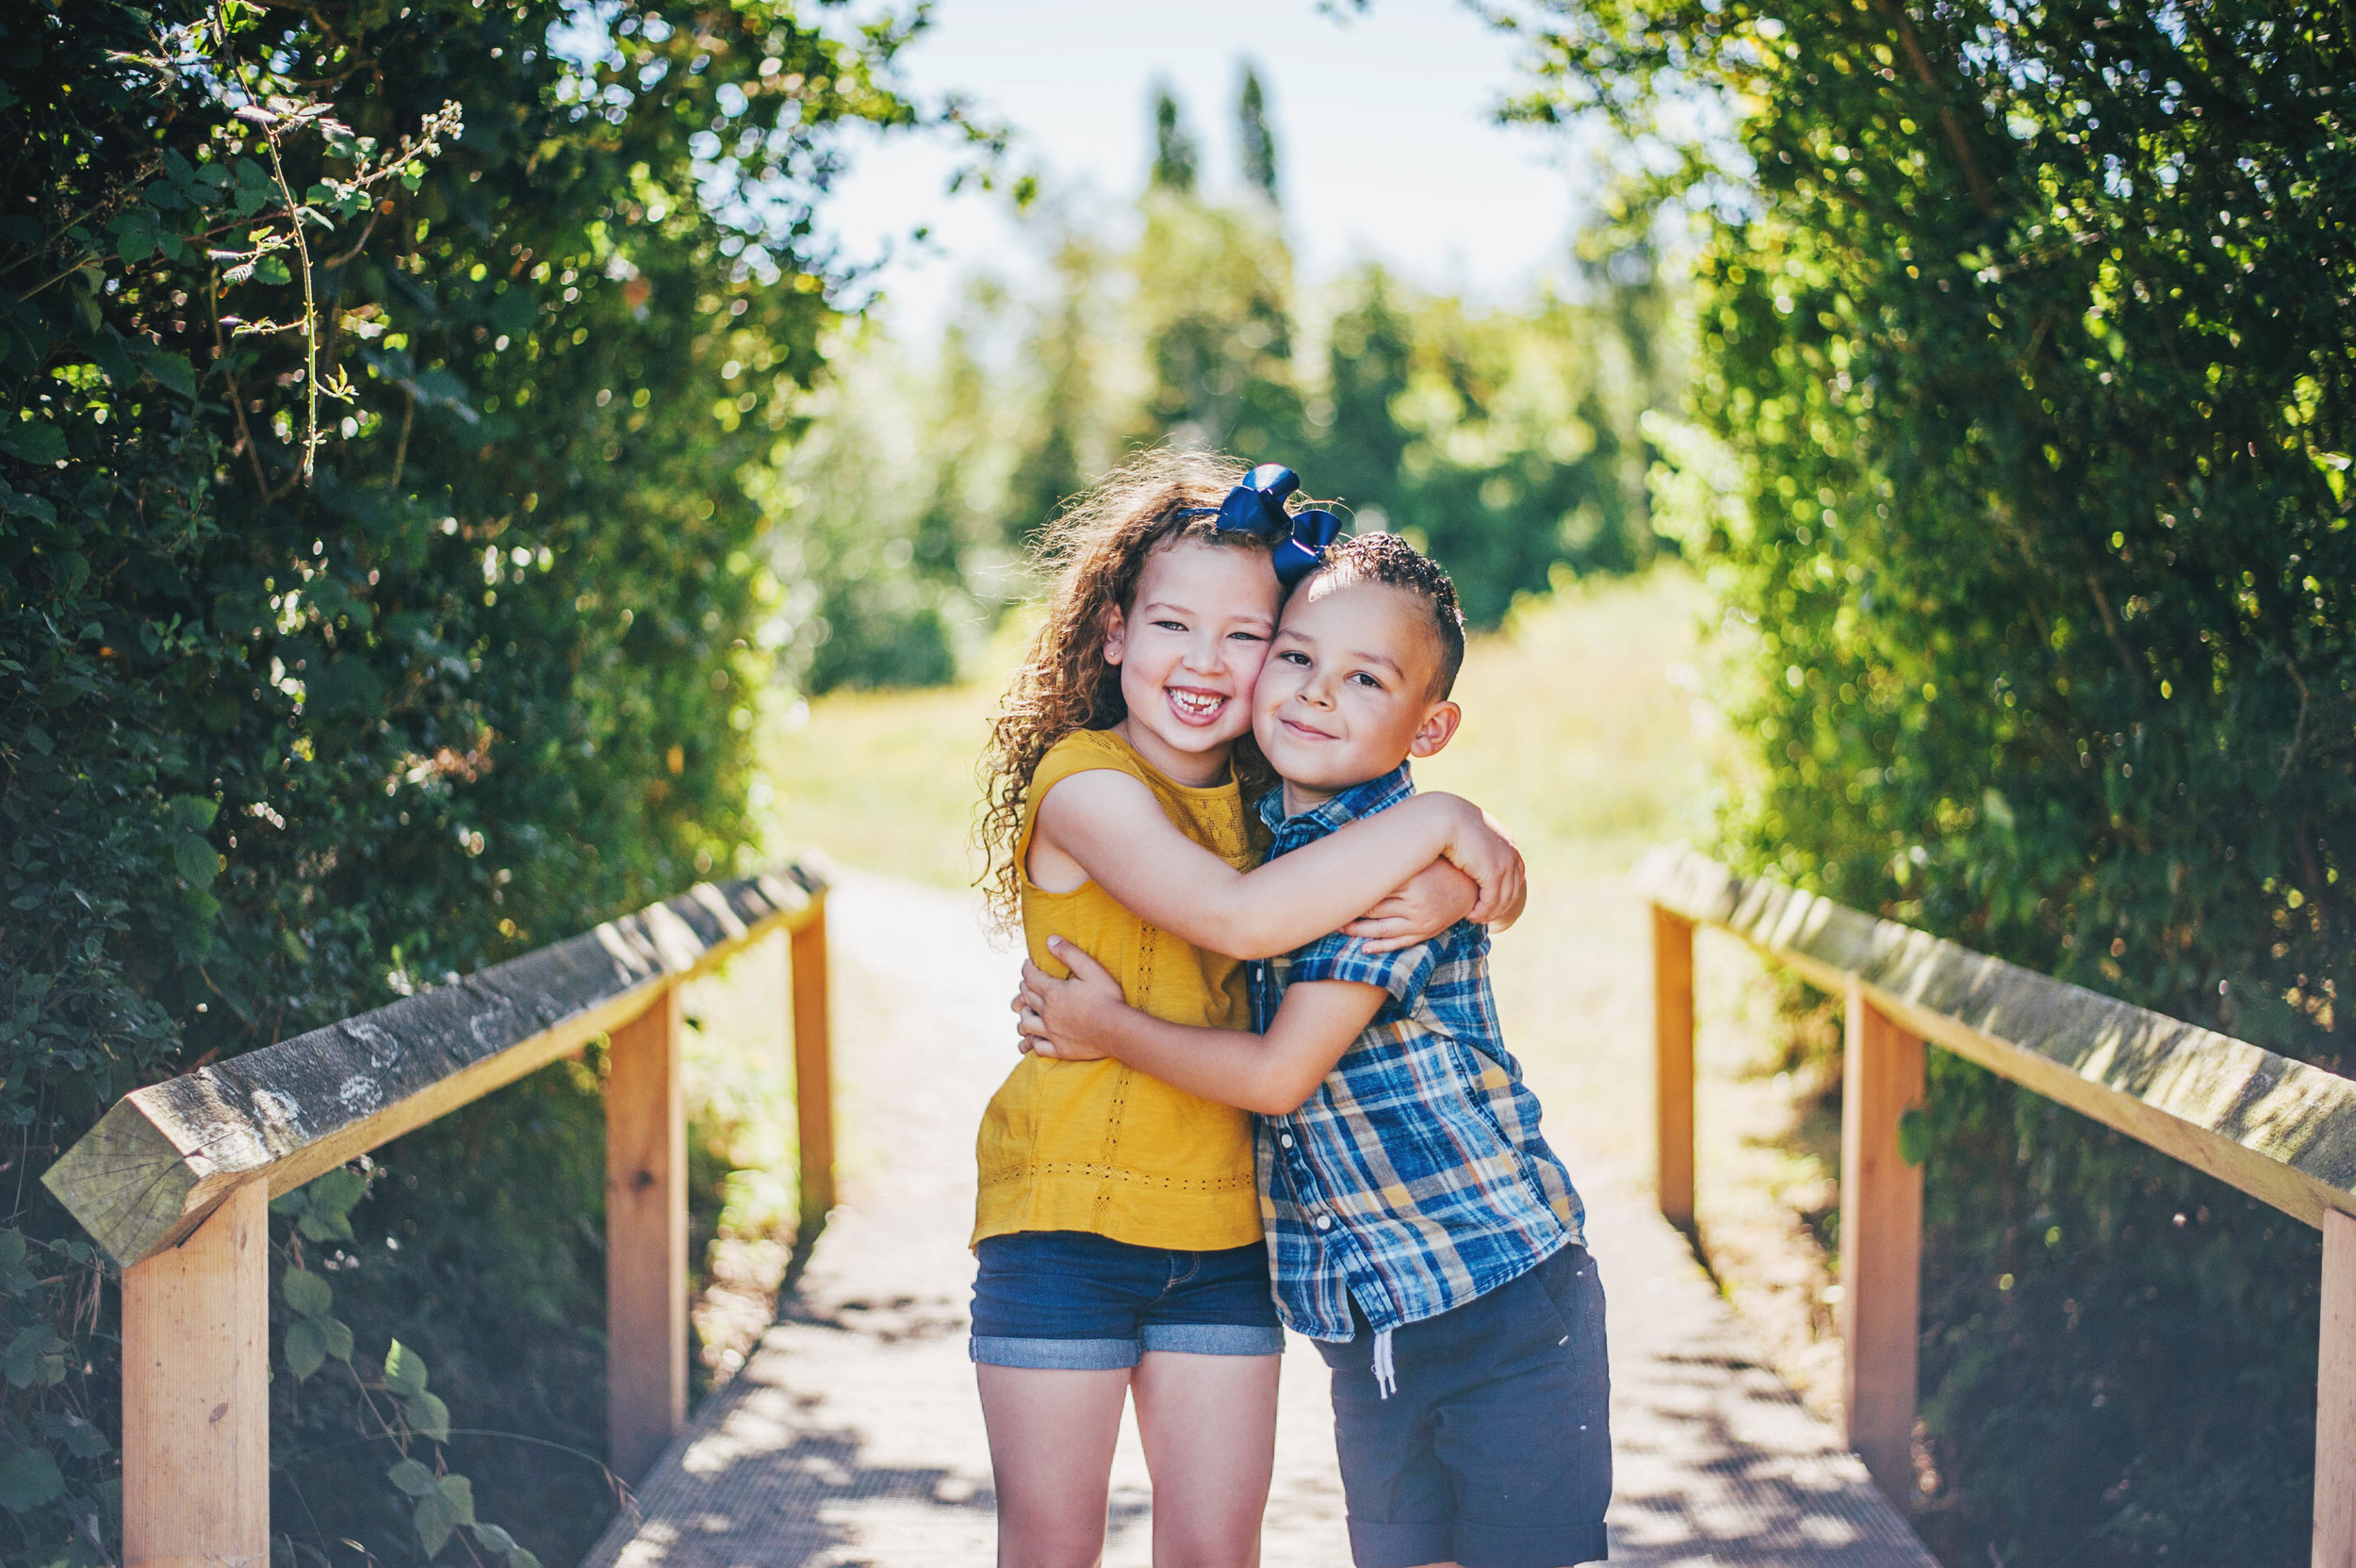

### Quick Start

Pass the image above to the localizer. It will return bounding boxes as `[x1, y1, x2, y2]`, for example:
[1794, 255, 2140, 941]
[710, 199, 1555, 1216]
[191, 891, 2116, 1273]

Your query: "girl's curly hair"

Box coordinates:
[975, 448, 1283, 928]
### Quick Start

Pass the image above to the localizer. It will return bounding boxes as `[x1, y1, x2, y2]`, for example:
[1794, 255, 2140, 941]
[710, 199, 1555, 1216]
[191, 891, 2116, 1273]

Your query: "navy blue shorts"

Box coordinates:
[969, 1230, 1284, 1370]
[1317, 1245, 1612, 1568]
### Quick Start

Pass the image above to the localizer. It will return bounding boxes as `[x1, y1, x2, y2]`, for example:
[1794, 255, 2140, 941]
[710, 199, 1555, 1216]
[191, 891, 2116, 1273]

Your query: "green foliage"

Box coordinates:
[1133, 196, 1310, 461]
[1238, 65, 1280, 204]
[1152, 87, 1201, 194]
[1, 0, 927, 1560]
[1314, 261, 1674, 624]
[1510, 1, 2354, 1560]
[764, 75, 1683, 681]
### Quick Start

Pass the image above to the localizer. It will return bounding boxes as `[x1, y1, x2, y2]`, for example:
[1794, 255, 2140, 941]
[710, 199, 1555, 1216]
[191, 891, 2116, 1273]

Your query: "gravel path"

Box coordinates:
[584, 874, 1937, 1568]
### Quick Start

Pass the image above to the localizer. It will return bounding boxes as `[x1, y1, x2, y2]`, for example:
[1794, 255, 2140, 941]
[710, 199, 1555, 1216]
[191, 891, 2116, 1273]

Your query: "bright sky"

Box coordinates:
[819, 0, 1601, 340]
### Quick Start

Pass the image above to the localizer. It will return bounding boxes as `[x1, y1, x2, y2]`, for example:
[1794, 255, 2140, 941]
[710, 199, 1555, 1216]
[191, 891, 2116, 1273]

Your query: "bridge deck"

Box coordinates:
[585, 875, 1936, 1568]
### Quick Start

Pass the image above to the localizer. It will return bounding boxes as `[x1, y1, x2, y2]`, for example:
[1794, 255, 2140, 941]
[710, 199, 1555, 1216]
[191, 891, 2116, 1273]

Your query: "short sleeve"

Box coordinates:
[1286, 931, 1437, 1006]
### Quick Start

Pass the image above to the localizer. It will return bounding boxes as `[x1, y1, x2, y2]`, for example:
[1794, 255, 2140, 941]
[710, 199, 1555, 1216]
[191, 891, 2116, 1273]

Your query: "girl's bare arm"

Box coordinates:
[1030, 768, 1523, 961]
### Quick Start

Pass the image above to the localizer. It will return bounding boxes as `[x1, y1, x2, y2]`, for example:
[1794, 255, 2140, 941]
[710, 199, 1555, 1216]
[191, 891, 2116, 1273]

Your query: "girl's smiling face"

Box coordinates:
[1104, 538, 1282, 787]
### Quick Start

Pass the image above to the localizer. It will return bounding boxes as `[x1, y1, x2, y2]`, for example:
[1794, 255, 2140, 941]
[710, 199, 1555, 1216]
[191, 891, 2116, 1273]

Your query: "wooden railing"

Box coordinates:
[41, 865, 834, 1568]
[1638, 846, 2356, 1554]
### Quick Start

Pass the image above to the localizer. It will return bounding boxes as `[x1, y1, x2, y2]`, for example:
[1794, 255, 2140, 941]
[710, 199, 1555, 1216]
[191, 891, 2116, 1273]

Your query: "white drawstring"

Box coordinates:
[1371, 1327, 1397, 1400]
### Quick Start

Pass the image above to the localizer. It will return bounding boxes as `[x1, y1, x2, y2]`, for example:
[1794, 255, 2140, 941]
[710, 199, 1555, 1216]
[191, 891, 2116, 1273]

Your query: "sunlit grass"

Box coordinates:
[760, 619, 1027, 890]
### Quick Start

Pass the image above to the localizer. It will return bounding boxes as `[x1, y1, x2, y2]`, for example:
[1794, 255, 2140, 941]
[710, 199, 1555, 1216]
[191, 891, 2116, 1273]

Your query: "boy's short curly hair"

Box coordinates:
[1310, 531, 1466, 699]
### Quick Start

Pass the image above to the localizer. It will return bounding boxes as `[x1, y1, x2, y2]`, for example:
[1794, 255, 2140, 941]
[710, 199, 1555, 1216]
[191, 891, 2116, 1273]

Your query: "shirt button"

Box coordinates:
[1315, 1216, 1333, 1231]
[1279, 1134, 1295, 1149]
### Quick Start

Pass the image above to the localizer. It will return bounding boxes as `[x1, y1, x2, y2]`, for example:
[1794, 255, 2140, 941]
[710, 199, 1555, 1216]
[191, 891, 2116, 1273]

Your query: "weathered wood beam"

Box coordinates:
[791, 906, 835, 1245]
[122, 1181, 269, 1568]
[1634, 846, 2356, 1230]
[45, 870, 825, 1268]
[2315, 1210, 2356, 1568]
[1841, 988, 1925, 1505]
[606, 987, 686, 1481]
[1652, 906, 1696, 1232]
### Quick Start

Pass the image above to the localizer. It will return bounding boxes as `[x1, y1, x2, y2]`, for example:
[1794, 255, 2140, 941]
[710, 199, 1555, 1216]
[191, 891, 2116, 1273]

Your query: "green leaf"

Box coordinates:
[254, 255, 293, 286]
[169, 793, 221, 832]
[0, 1233, 35, 1296]
[293, 1167, 365, 1240]
[306, 655, 387, 716]
[386, 1457, 438, 1497]
[384, 1338, 429, 1396]
[471, 1525, 515, 1555]
[58, 1418, 109, 1460]
[508, 1551, 545, 1568]
[115, 220, 156, 263]
[436, 1474, 476, 1526]
[1897, 1105, 1931, 1168]
[0, 1445, 64, 1512]
[405, 1390, 451, 1446]
[0, 421, 67, 466]
[319, 1316, 354, 1363]
[173, 832, 221, 887]
[146, 351, 196, 398]
[5, 1327, 67, 1388]
[414, 1489, 458, 1558]
[282, 1267, 333, 1317]
[295, 1205, 350, 1242]
[284, 1317, 327, 1380]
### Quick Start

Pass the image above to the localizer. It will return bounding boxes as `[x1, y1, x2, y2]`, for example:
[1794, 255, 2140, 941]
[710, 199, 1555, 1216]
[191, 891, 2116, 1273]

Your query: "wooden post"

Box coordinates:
[123, 1181, 269, 1568]
[1653, 906, 1696, 1232]
[791, 900, 835, 1246]
[606, 986, 686, 1482]
[2316, 1209, 2356, 1568]
[1841, 986, 1926, 1506]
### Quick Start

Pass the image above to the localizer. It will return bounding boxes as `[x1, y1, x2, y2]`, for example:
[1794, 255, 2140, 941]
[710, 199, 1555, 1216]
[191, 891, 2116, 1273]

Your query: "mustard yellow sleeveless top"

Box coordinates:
[972, 727, 1263, 1251]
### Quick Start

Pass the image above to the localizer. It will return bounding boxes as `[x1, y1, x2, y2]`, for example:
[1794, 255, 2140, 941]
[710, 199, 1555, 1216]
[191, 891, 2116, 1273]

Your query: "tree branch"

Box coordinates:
[1873, 0, 1998, 218]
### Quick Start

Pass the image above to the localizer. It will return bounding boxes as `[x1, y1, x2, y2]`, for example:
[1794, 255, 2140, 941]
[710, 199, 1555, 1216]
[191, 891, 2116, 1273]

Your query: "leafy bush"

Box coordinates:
[1507, 2, 2353, 1561]
[0, 2, 930, 1560]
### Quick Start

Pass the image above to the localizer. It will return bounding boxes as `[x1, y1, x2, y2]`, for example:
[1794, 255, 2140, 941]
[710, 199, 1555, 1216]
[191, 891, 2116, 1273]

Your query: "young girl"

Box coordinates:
[972, 450, 1526, 1568]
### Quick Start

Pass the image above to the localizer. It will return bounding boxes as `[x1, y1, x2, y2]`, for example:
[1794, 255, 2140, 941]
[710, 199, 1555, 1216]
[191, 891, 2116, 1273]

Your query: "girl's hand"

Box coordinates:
[1340, 858, 1479, 955]
[1431, 797, 1528, 930]
[1013, 939, 1129, 1060]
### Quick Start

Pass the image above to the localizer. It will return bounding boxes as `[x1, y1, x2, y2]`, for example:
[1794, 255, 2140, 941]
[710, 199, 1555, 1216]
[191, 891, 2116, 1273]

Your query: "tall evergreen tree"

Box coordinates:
[1238, 63, 1279, 204]
[1151, 86, 1199, 193]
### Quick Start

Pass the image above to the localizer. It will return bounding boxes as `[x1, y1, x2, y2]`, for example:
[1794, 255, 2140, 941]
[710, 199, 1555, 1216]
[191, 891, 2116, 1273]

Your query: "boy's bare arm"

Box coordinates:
[1037, 769, 1523, 960]
[1016, 936, 1384, 1116]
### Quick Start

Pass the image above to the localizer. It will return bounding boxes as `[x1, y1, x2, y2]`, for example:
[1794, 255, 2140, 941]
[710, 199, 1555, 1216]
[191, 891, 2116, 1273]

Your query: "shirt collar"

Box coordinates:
[1256, 762, 1416, 843]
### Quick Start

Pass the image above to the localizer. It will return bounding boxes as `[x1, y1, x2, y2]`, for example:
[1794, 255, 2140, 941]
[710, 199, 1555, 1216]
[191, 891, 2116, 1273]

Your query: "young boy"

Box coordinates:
[1016, 532, 1611, 1568]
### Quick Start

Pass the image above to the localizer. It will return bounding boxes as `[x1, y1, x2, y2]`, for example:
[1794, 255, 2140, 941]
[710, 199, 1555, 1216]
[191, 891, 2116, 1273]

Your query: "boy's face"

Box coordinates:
[1252, 575, 1461, 803]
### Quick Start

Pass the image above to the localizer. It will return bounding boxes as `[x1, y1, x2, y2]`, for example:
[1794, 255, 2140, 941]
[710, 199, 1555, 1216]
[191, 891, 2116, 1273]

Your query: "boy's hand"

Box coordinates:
[1433, 798, 1528, 930]
[1013, 938, 1129, 1060]
[1342, 858, 1479, 954]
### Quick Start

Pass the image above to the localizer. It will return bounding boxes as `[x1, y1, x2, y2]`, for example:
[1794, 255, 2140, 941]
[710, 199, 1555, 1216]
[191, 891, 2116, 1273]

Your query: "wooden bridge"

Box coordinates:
[43, 849, 2356, 1566]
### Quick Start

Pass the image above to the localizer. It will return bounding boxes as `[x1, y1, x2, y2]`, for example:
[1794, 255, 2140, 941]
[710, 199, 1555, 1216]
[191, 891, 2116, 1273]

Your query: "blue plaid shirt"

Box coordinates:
[1249, 765, 1585, 1342]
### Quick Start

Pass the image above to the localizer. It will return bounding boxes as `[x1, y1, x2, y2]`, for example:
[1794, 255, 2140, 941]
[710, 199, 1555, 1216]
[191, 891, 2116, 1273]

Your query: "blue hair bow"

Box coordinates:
[1181, 464, 1342, 587]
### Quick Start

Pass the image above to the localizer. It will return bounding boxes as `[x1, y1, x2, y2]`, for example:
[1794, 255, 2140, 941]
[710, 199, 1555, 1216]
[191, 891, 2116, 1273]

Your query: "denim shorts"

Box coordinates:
[969, 1230, 1284, 1370]
[1317, 1245, 1612, 1568]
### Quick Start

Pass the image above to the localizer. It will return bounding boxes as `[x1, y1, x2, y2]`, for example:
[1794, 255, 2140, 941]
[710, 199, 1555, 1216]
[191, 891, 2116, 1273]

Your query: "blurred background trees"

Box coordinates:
[761, 62, 1685, 689]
